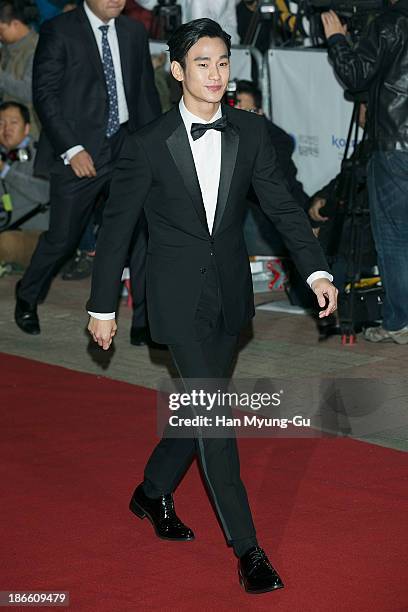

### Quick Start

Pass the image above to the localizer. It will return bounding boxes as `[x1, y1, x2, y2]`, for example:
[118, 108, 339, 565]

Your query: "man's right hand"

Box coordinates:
[321, 11, 347, 39]
[309, 197, 329, 223]
[88, 317, 117, 351]
[70, 150, 96, 178]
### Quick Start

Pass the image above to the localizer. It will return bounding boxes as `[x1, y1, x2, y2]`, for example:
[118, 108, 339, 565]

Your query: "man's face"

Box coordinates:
[0, 107, 29, 150]
[0, 20, 19, 44]
[236, 91, 257, 112]
[86, 0, 126, 22]
[172, 36, 230, 106]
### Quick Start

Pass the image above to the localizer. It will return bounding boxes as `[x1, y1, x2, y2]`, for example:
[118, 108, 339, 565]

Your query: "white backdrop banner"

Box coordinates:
[149, 42, 252, 81]
[268, 48, 356, 196]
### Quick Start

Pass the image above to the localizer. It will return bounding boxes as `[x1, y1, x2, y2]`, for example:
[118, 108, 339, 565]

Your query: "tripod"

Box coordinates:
[0, 201, 50, 233]
[0, 172, 49, 233]
[243, 0, 282, 49]
[333, 100, 381, 344]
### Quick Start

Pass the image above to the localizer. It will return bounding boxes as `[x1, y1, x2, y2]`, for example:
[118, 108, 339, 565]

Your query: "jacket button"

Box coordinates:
[210, 251, 214, 256]
[200, 267, 207, 274]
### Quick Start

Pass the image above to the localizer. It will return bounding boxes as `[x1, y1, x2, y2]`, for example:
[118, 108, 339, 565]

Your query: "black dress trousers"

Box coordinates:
[142, 262, 257, 548]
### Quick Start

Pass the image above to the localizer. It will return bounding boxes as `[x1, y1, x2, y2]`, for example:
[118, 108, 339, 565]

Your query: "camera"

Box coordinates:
[151, 0, 182, 38]
[309, 0, 387, 41]
[258, 0, 277, 19]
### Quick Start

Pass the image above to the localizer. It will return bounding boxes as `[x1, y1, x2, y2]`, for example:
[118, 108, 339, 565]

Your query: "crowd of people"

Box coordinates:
[0, 0, 307, 342]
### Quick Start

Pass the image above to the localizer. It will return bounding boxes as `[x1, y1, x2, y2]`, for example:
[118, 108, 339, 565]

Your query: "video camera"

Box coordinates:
[308, 0, 387, 41]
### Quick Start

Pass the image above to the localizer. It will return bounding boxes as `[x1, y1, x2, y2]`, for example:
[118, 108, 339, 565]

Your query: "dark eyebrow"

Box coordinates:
[193, 55, 229, 61]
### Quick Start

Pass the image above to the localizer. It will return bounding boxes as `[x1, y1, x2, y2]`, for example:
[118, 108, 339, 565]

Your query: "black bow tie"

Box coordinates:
[190, 115, 227, 141]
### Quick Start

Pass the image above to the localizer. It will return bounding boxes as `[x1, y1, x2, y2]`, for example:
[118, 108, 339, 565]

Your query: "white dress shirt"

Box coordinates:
[179, 97, 222, 234]
[62, 0, 129, 164]
[89, 97, 332, 320]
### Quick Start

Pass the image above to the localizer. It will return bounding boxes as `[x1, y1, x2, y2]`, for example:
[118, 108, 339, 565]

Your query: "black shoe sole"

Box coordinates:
[129, 498, 195, 542]
[238, 570, 284, 594]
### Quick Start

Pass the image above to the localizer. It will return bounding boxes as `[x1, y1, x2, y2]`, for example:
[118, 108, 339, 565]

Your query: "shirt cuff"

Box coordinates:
[61, 145, 85, 165]
[306, 271, 333, 288]
[88, 311, 116, 320]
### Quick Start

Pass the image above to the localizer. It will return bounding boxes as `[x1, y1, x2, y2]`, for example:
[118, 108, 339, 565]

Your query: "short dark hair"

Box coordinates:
[168, 18, 231, 69]
[0, 0, 39, 25]
[0, 101, 30, 124]
[236, 80, 263, 110]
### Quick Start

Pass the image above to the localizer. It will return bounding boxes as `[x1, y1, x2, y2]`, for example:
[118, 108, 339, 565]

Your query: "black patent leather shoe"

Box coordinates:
[317, 313, 341, 342]
[238, 547, 284, 594]
[129, 483, 194, 541]
[15, 283, 40, 335]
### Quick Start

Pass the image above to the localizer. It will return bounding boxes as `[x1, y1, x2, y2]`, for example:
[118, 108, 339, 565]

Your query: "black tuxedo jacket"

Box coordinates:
[33, 5, 160, 175]
[88, 104, 330, 343]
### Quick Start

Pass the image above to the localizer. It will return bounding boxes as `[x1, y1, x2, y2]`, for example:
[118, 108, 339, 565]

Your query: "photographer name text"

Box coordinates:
[168, 415, 311, 429]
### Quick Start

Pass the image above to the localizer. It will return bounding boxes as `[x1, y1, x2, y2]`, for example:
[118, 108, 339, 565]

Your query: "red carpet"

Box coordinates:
[0, 353, 407, 611]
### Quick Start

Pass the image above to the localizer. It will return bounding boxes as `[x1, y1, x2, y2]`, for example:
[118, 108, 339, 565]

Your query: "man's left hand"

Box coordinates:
[321, 10, 347, 38]
[311, 278, 338, 318]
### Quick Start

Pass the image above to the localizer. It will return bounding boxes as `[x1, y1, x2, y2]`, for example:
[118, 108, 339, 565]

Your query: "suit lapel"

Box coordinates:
[212, 118, 240, 235]
[166, 120, 210, 234]
[76, 7, 106, 85]
[115, 17, 131, 100]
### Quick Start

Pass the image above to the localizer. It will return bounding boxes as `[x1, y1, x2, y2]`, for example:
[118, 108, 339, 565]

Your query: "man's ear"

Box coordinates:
[171, 60, 184, 83]
[24, 123, 30, 137]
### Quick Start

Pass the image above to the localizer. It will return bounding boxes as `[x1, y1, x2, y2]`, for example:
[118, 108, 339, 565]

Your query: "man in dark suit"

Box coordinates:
[88, 19, 338, 594]
[14, 0, 161, 335]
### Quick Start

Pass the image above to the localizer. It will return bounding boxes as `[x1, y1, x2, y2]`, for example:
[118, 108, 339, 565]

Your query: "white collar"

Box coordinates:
[179, 98, 222, 131]
[84, 1, 115, 32]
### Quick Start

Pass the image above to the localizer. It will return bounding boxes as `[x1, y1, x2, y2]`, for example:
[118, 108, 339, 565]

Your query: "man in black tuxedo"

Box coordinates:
[88, 19, 338, 594]
[14, 0, 161, 336]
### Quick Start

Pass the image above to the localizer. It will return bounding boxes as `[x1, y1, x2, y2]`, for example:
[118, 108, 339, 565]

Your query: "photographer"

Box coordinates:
[0, 0, 40, 139]
[0, 101, 49, 230]
[322, 2, 408, 344]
